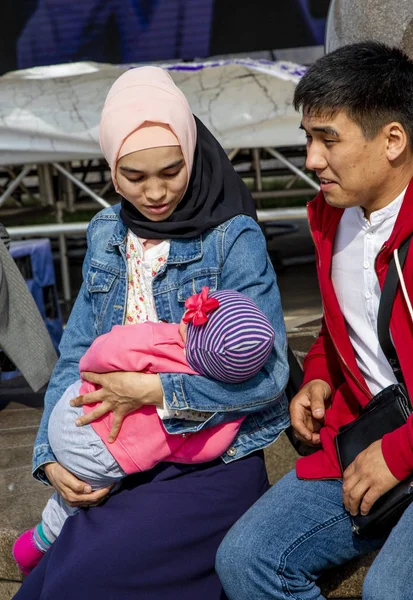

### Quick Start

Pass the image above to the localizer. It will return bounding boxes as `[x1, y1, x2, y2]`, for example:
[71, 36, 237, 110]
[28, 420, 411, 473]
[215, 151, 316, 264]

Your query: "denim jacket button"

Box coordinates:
[226, 447, 237, 457]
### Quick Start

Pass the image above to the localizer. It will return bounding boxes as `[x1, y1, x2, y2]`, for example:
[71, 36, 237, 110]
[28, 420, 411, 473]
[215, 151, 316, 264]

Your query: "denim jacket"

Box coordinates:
[33, 205, 289, 481]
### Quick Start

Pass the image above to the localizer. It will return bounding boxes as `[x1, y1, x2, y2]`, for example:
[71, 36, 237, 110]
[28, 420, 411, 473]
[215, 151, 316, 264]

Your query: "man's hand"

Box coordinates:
[70, 371, 164, 442]
[289, 379, 332, 445]
[342, 440, 400, 516]
[44, 462, 112, 508]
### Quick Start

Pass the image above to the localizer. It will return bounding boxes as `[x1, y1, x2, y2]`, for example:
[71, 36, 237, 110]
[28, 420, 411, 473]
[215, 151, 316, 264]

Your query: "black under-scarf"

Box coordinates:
[120, 116, 257, 239]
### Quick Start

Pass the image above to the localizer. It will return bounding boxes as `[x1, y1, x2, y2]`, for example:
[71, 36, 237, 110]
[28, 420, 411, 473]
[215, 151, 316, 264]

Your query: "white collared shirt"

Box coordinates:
[331, 190, 406, 396]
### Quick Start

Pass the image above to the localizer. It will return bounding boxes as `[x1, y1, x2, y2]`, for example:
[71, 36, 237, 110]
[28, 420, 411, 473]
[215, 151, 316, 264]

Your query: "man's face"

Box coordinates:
[301, 110, 390, 214]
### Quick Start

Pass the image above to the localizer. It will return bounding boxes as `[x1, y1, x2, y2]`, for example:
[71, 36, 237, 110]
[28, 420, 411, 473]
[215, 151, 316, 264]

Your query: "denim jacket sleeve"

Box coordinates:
[159, 216, 289, 434]
[32, 223, 97, 483]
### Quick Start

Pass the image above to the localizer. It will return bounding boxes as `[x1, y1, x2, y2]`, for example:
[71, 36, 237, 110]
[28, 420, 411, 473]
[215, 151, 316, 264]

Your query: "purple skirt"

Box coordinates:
[15, 452, 269, 600]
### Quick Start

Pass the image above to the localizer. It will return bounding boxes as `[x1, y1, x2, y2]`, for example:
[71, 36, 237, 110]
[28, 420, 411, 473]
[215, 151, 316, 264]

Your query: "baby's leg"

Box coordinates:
[14, 380, 126, 574]
[13, 491, 79, 575]
[48, 379, 126, 490]
[40, 492, 78, 545]
[46, 380, 125, 538]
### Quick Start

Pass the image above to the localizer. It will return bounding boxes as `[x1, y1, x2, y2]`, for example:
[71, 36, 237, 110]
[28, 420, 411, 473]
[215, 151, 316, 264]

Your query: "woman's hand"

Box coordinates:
[44, 462, 112, 508]
[70, 371, 164, 441]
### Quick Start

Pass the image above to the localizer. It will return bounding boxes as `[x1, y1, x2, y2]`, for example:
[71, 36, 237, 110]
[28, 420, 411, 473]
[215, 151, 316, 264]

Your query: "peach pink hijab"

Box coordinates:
[100, 66, 197, 190]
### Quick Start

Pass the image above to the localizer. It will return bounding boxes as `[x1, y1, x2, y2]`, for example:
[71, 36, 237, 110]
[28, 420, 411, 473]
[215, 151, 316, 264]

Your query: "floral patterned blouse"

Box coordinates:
[125, 231, 169, 325]
[125, 231, 206, 422]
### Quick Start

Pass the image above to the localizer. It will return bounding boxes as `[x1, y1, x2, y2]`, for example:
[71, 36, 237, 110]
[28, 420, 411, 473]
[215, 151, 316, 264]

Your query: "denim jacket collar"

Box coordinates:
[107, 215, 203, 264]
[167, 237, 203, 264]
[107, 217, 128, 249]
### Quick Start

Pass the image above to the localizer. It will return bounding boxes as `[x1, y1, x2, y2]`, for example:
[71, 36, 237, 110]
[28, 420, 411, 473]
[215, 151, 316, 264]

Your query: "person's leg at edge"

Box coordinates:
[216, 470, 385, 600]
[362, 501, 413, 600]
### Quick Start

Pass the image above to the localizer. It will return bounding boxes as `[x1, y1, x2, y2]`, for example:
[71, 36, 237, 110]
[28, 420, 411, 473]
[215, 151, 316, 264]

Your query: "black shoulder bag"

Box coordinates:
[335, 234, 413, 536]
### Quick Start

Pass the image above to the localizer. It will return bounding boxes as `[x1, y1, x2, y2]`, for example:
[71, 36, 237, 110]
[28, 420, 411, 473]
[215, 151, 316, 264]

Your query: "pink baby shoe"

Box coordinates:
[13, 528, 45, 575]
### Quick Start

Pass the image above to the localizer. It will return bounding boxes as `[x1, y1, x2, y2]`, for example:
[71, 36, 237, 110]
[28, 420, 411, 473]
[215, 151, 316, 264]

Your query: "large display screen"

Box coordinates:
[0, 0, 329, 74]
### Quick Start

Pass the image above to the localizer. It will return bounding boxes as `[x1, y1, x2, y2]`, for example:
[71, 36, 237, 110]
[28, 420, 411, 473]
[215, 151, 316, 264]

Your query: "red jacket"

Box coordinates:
[297, 179, 413, 481]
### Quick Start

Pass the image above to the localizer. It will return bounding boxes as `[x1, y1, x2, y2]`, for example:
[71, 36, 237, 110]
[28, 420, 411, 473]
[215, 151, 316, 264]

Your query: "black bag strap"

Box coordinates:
[377, 234, 413, 383]
[285, 347, 320, 456]
[286, 345, 304, 398]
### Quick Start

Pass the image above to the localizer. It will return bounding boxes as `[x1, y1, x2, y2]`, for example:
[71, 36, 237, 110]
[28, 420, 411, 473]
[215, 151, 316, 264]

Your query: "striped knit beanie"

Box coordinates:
[183, 288, 275, 383]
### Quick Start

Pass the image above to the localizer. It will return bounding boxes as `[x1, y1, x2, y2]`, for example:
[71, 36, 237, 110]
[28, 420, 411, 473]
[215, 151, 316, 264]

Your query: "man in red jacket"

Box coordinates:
[217, 41, 413, 600]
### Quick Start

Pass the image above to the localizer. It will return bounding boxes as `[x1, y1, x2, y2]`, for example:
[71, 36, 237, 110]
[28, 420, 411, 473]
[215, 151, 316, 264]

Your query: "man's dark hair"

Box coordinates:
[294, 41, 413, 147]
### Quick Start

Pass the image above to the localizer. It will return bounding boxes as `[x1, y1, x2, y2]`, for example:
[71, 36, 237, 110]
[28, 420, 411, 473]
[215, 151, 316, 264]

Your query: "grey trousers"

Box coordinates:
[43, 380, 125, 543]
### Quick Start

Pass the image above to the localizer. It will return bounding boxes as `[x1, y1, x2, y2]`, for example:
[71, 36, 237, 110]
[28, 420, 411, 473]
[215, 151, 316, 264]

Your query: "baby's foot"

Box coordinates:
[13, 528, 46, 575]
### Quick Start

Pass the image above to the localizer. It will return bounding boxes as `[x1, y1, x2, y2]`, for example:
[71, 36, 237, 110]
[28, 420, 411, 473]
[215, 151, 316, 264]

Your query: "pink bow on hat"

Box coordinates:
[182, 286, 220, 326]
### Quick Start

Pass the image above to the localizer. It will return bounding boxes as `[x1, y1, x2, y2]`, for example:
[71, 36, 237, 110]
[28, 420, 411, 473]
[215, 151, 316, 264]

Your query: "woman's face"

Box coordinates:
[116, 146, 188, 221]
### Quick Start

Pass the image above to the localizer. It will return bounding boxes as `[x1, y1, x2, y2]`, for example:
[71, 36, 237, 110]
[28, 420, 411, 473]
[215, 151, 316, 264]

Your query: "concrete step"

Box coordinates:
[0, 400, 42, 472]
[0, 470, 52, 531]
[0, 447, 33, 471]
[0, 426, 38, 451]
[0, 530, 24, 590]
[0, 582, 22, 600]
[0, 408, 43, 431]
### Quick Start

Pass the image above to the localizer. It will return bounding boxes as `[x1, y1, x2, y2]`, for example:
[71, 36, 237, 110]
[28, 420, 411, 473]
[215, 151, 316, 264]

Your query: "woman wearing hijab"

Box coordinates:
[15, 66, 289, 600]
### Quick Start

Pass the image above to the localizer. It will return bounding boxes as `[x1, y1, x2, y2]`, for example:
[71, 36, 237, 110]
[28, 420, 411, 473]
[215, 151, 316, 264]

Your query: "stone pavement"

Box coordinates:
[0, 310, 373, 599]
[0, 379, 52, 597]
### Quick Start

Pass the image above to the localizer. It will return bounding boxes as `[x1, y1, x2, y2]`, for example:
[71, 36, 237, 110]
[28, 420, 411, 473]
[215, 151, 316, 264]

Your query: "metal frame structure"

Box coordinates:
[3, 147, 319, 304]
